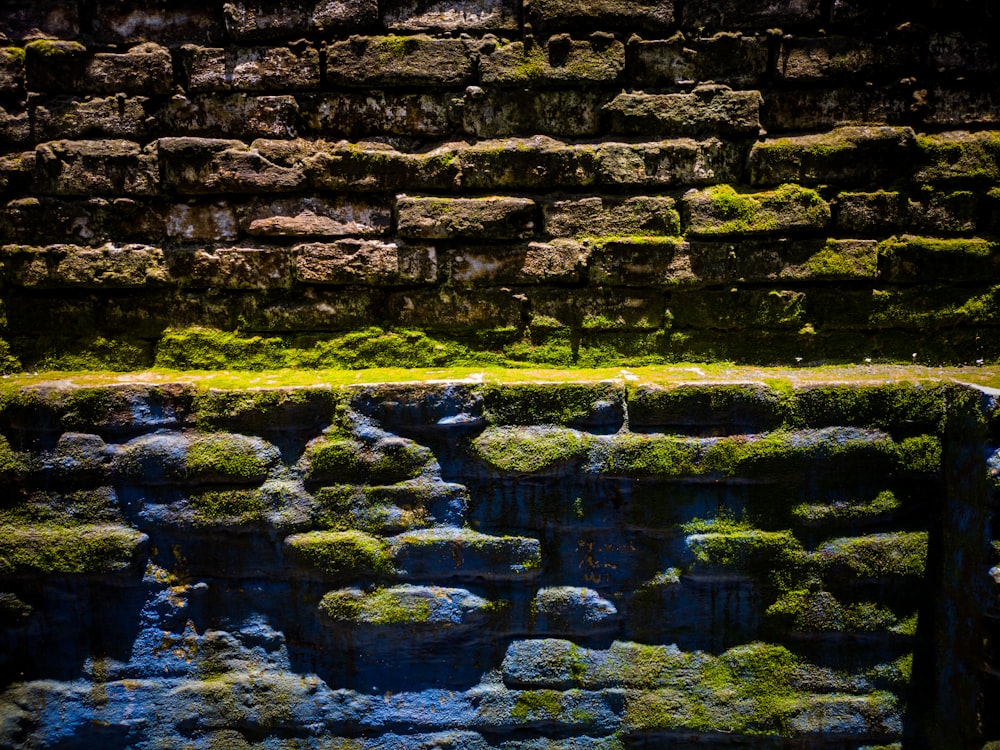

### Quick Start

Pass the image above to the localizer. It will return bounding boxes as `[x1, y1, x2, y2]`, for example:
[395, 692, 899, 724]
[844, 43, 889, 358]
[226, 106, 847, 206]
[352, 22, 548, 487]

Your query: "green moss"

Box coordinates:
[186, 434, 271, 482]
[0, 488, 121, 527]
[312, 485, 431, 533]
[306, 434, 429, 484]
[601, 433, 698, 475]
[284, 530, 392, 577]
[896, 434, 942, 473]
[319, 587, 433, 624]
[193, 388, 341, 432]
[472, 426, 595, 473]
[25, 39, 86, 58]
[0, 434, 27, 478]
[510, 689, 565, 722]
[189, 489, 266, 526]
[818, 532, 927, 579]
[917, 131, 1000, 182]
[804, 240, 878, 279]
[0, 339, 20, 375]
[792, 490, 901, 524]
[766, 590, 899, 632]
[685, 529, 806, 588]
[692, 184, 829, 236]
[0, 523, 146, 575]
[481, 383, 622, 426]
[2, 47, 26, 63]
[30, 336, 150, 372]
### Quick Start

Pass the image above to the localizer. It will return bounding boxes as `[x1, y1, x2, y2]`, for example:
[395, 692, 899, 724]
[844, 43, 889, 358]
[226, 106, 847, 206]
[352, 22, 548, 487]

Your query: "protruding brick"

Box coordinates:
[326, 36, 473, 87]
[1, 243, 167, 288]
[397, 196, 538, 240]
[223, 0, 379, 40]
[748, 126, 917, 185]
[685, 184, 831, 236]
[631, 33, 769, 88]
[294, 240, 437, 285]
[157, 94, 300, 139]
[181, 44, 320, 92]
[916, 130, 1000, 183]
[382, 0, 518, 31]
[480, 36, 625, 86]
[33, 96, 149, 140]
[604, 86, 762, 137]
[545, 196, 680, 238]
[682, 0, 821, 29]
[526, 0, 674, 32]
[34, 140, 159, 197]
[240, 197, 391, 237]
[449, 240, 589, 285]
[159, 137, 306, 194]
[834, 191, 906, 234]
[26, 41, 173, 95]
[878, 235, 999, 283]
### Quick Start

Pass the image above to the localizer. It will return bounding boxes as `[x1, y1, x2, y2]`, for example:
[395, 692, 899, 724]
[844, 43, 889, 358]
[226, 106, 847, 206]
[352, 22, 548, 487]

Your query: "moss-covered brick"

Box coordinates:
[185, 433, 278, 484]
[878, 236, 998, 283]
[801, 239, 878, 280]
[586, 237, 693, 287]
[479, 36, 625, 86]
[916, 130, 1000, 183]
[33, 96, 150, 141]
[0, 523, 147, 576]
[448, 240, 589, 285]
[193, 388, 340, 433]
[397, 196, 537, 240]
[285, 529, 393, 577]
[868, 284, 1000, 330]
[526, 0, 673, 32]
[896, 434, 942, 473]
[182, 44, 320, 93]
[390, 527, 541, 580]
[158, 137, 305, 195]
[834, 191, 907, 234]
[223, 0, 379, 40]
[685, 184, 830, 236]
[319, 584, 493, 625]
[545, 196, 680, 238]
[908, 189, 979, 233]
[765, 589, 902, 633]
[605, 87, 762, 137]
[304, 432, 432, 484]
[817, 532, 928, 580]
[292, 240, 436, 285]
[791, 490, 902, 525]
[34, 139, 159, 197]
[631, 32, 769, 89]
[473, 425, 596, 473]
[326, 35, 473, 87]
[313, 484, 435, 534]
[670, 288, 807, 330]
[480, 383, 623, 427]
[24, 39, 86, 91]
[629, 383, 791, 431]
[748, 126, 916, 186]
[794, 384, 948, 430]
[0, 47, 25, 94]
[600, 433, 698, 476]
[1, 244, 168, 288]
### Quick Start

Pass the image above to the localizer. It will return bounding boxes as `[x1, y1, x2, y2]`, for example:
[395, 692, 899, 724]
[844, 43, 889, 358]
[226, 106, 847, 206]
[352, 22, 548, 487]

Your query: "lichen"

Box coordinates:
[284, 530, 393, 577]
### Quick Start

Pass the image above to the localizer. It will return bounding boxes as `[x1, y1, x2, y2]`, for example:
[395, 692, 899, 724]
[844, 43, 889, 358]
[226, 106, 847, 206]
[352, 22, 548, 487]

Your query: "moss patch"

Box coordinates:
[0, 523, 146, 575]
[472, 426, 595, 473]
[284, 530, 392, 577]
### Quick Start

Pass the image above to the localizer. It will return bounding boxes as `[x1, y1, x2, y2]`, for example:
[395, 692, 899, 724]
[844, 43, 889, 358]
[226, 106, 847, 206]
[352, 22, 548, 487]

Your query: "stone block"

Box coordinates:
[682, 238, 877, 285]
[159, 137, 306, 194]
[924, 88, 1000, 128]
[834, 191, 906, 233]
[748, 126, 917, 186]
[0, 2, 79, 41]
[246, 289, 378, 331]
[545, 195, 680, 238]
[300, 92, 456, 138]
[307, 142, 461, 193]
[397, 196, 537, 240]
[91, 1, 225, 44]
[181, 44, 321, 92]
[630, 33, 769, 88]
[32, 96, 149, 140]
[34, 140, 159, 197]
[777, 37, 909, 81]
[588, 238, 695, 287]
[461, 88, 604, 139]
[604, 86, 762, 137]
[531, 288, 667, 330]
[166, 203, 239, 242]
[684, 184, 831, 236]
[294, 240, 437, 285]
[156, 94, 300, 139]
[382, 0, 518, 31]
[916, 130, 1000, 183]
[1, 243, 168, 288]
[878, 236, 1000, 283]
[907, 190, 979, 233]
[23, 40, 87, 92]
[223, 0, 379, 40]
[390, 528, 541, 581]
[760, 88, 906, 133]
[0, 105, 29, 145]
[3, 196, 167, 245]
[85, 43, 174, 95]
[0, 47, 24, 94]
[448, 240, 589, 285]
[239, 197, 391, 238]
[671, 288, 807, 330]
[526, 0, 674, 33]
[479, 36, 625, 86]
[326, 36, 473, 87]
[682, 0, 821, 29]
[170, 248, 293, 289]
[0, 151, 34, 196]
[387, 288, 524, 330]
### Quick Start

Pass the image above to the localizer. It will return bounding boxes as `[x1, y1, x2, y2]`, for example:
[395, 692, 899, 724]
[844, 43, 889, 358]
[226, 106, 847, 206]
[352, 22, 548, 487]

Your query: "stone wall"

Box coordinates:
[0, 0, 999, 369]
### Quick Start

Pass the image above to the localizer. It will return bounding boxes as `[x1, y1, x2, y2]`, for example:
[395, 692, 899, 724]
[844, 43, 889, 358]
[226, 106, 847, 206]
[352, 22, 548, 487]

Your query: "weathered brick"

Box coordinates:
[388, 288, 523, 330]
[159, 137, 306, 194]
[181, 44, 320, 92]
[929, 33, 999, 74]
[834, 191, 906, 233]
[630, 33, 769, 88]
[924, 88, 1000, 128]
[157, 94, 300, 139]
[777, 37, 909, 81]
[86, 44, 174, 95]
[24, 40, 87, 92]
[685, 184, 831, 236]
[671, 288, 807, 330]
[91, 1, 225, 44]
[0, 2, 79, 41]
[0, 151, 34, 196]
[34, 140, 159, 197]
[300, 92, 456, 138]
[165, 203, 239, 242]
[0, 47, 25, 94]
[480, 36, 625, 87]
[294, 240, 437, 285]
[595, 138, 741, 188]
[397, 196, 538, 240]
[531, 288, 667, 330]
[907, 190, 979, 233]
[223, 0, 379, 40]
[449, 241, 588, 285]
[304, 141, 461, 193]
[684, 238, 877, 285]
[604, 86, 762, 137]
[462, 88, 603, 138]
[382, 0, 518, 31]
[0, 106, 29, 145]
[32, 96, 149, 140]
[682, 0, 821, 29]
[748, 126, 917, 186]
[239, 197, 390, 237]
[527, 0, 674, 33]
[878, 236, 999, 283]
[915, 130, 1000, 183]
[544, 196, 680, 238]
[1, 243, 168, 288]
[326, 36, 473, 87]
[761, 88, 908, 133]
[169, 248, 293, 289]
[3, 197, 166, 245]
[588, 238, 695, 287]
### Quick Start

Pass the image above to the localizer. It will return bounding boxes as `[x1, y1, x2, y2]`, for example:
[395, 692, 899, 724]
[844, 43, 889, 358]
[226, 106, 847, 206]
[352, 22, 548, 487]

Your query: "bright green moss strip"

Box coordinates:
[601, 433, 698, 475]
[284, 530, 392, 577]
[896, 435, 942, 473]
[480, 383, 621, 426]
[0, 524, 146, 575]
[306, 435, 430, 483]
[473, 426, 595, 473]
[791, 490, 901, 523]
[686, 530, 805, 571]
[186, 434, 271, 482]
[818, 532, 928, 578]
[319, 587, 432, 624]
[765, 590, 899, 632]
[690, 184, 830, 236]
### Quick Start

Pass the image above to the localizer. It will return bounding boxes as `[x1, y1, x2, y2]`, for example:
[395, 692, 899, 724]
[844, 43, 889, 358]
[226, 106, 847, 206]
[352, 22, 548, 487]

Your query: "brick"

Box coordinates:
[0, 106, 29, 145]
[32, 96, 149, 140]
[907, 190, 979, 233]
[169, 248, 293, 289]
[159, 137, 306, 194]
[448, 240, 588, 285]
[0, 47, 25, 94]
[91, 1, 225, 45]
[480, 36, 625, 87]
[748, 126, 917, 186]
[223, 0, 378, 40]
[387, 288, 524, 330]
[34, 140, 158, 197]
[24, 40, 88, 92]
[878, 235, 999, 283]
[834, 191, 906, 234]
[326, 36, 473, 87]
[181, 44, 320, 93]
[630, 33, 769, 88]
[86, 44, 173, 95]
[307, 142, 461, 193]
[246, 289, 378, 331]
[294, 240, 437, 285]
[3, 197, 166, 245]
[604, 86, 762, 137]
[684, 238, 877, 285]
[157, 94, 300, 139]
[777, 37, 909, 82]
[531, 288, 666, 330]
[682, 0, 821, 29]
[1, 243, 168, 288]
[239, 197, 390, 238]
[166, 203, 239, 242]
[382, 0, 518, 31]
[685, 184, 831, 236]
[588, 238, 695, 287]
[544, 196, 680, 238]
[397, 196, 538, 240]
[915, 130, 1000, 183]
[0, 2, 79, 41]
[760, 88, 908, 133]
[526, 0, 674, 33]
[300, 92, 456, 138]
[671, 288, 807, 330]
[0, 151, 34, 196]
[461, 88, 604, 139]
